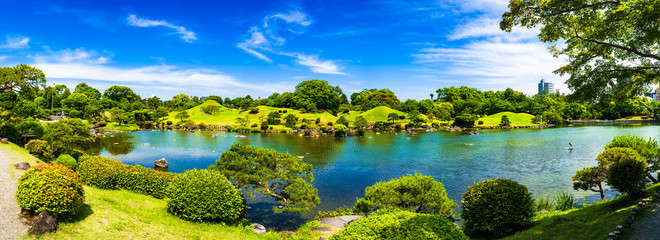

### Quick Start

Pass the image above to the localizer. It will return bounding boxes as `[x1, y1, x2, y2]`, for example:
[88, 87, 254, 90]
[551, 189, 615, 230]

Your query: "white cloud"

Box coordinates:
[449, 17, 539, 41]
[127, 15, 197, 42]
[32, 48, 112, 64]
[237, 10, 346, 75]
[294, 54, 345, 75]
[0, 36, 30, 49]
[447, 0, 509, 14]
[268, 11, 312, 27]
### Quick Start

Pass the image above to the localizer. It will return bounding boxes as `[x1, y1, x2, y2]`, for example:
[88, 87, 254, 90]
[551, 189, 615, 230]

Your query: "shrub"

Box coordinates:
[77, 155, 122, 189]
[477, 120, 484, 125]
[55, 154, 78, 171]
[553, 191, 575, 211]
[15, 164, 84, 216]
[260, 121, 269, 130]
[499, 115, 511, 127]
[373, 121, 386, 129]
[461, 178, 534, 237]
[166, 120, 173, 125]
[250, 123, 258, 128]
[454, 114, 476, 127]
[16, 120, 45, 139]
[69, 109, 81, 118]
[604, 135, 659, 182]
[334, 124, 348, 137]
[531, 115, 541, 124]
[315, 117, 321, 124]
[25, 139, 52, 162]
[96, 120, 107, 127]
[354, 173, 455, 217]
[597, 148, 647, 196]
[535, 197, 553, 211]
[301, 122, 308, 129]
[166, 169, 246, 223]
[330, 208, 468, 240]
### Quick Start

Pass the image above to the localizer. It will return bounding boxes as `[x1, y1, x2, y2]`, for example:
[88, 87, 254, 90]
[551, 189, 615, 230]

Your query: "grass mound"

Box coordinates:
[477, 112, 537, 127]
[344, 106, 406, 122]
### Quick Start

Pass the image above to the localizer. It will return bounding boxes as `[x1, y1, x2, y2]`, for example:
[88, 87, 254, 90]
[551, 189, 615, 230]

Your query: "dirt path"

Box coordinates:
[622, 198, 660, 240]
[0, 145, 28, 239]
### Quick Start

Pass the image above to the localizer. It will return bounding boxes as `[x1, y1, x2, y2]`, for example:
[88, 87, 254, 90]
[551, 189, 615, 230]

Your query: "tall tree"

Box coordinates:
[294, 80, 345, 112]
[213, 143, 320, 213]
[501, 0, 660, 101]
[103, 85, 141, 103]
[73, 83, 101, 100]
[0, 64, 46, 94]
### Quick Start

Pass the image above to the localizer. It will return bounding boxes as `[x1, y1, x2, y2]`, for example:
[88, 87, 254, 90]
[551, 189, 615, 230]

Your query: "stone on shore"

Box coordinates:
[251, 223, 266, 235]
[154, 158, 168, 168]
[14, 162, 31, 170]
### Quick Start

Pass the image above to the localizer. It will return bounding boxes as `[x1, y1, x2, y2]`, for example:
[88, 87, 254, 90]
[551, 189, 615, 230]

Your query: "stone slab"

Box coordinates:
[310, 227, 332, 232]
[319, 217, 346, 228]
[337, 215, 363, 223]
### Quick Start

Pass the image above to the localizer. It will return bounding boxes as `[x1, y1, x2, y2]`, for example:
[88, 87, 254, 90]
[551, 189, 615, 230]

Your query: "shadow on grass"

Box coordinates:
[59, 204, 94, 223]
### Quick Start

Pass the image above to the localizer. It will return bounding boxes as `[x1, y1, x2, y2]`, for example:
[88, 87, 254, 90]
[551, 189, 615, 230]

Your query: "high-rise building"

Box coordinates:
[538, 79, 554, 96]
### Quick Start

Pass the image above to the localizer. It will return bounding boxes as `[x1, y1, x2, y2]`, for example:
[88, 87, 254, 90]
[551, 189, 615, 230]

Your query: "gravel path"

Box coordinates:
[623, 199, 660, 240]
[0, 146, 28, 239]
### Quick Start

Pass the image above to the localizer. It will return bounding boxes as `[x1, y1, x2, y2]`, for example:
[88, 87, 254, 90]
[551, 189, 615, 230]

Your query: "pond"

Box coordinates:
[88, 124, 660, 230]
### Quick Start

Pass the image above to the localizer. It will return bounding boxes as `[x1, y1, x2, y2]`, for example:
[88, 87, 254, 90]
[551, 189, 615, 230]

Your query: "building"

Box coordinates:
[655, 86, 660, 101]
[538, 79, 554, 96]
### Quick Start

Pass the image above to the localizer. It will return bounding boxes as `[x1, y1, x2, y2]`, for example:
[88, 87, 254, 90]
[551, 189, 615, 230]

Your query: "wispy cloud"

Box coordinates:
[127, 14, 197, 42]
[237, 10, 347, 75]
[32, 48, 112, 64]
[0, 36, 30, 49]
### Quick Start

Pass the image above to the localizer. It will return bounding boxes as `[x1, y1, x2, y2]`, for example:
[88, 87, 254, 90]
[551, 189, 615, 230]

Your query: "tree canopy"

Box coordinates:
[293, 79, 346, 112]
[0, 64, 46, 94]
[501, 0, 660, 101]
[213, 143, 320, 213]
[103, 85, 141, 103]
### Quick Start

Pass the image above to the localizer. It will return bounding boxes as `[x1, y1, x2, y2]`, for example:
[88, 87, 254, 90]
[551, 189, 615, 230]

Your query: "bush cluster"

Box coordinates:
[25, 139, 52, 162]
[78, 155, 175, 198]
[330, 208, 468, 240]
[461, 178, 534, 237]
[596, 148, 647, 196]
[55, 154, 78, 171]
[166, 169, 246, 223]
[15, 164, 84, 216]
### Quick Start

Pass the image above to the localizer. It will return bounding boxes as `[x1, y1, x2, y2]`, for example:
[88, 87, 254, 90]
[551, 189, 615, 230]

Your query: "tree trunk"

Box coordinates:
[598, 183, 604, 201]
[647, 172, 658, 183]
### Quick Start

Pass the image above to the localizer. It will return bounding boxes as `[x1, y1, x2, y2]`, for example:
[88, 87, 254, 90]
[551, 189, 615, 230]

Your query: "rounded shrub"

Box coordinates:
[55, 154, 78, 171]
[330, 208, 467, 240]
[597, 148, 647, 196]
[15, 164, 84, 215]
[96, 120, 107, 127]
[116, 165, 175, 199]
[25, 139, 52, 162]
[166, 169, 246, 223]
[77, 155, 122, 189]
[461, 178, 534, 237]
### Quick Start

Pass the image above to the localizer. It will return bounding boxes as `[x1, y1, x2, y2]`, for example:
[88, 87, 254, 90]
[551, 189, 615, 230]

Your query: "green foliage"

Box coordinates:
[267, 111, 281, 125]
[477, 120, 484, 125]
[175, 111, 190, 122]
[453, 114, 476, 127]
[387, 112, 398, 123]
[166, 169, 246, 223]
[373, 121, 385, 129]
[597, 148, 647, 196]
[43, 119, 92, 156]
[531, 115, 541, 124]
[15, 163, 84, 216]
[535, 197, 553, 211]
[284, 113, 298, 128]
[55, 154, 78, 171]
[78, 155, 175, 199]
[293, 79, 346, 112]
[542, 111, 562, 124]
[354, 116, 368, 129]
[351, 88, 401, 111]
[605, 135, 660, 182]
[166, 120, 173, 125]
[0, 64, 46, 94]
[15, 120, 45, 139]
[201, 105, 221, 115]
[499, 115, 511, 127]
[102, 85, 141, 103]
[553, 191, 575, 211]
[354, 173, 455, 217]
[214, 143, 319, 213]
[336, 115, 349, 126]
[25, 139, 52, 161]
[330, 208, 468, 240]
[334, 124, 348, 137]
[315, 206, 355, 220]
[461, 178, 535, 237]
[572, 166, 607, 201]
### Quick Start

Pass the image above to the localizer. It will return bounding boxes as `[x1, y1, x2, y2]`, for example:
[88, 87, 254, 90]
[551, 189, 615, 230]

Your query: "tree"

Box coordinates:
[212, 143, 320, 213]
[0, 64, 46, 93]
[572, 166, 607, 201]
[605, 135, 660, 183]
[499, 115, 511, 127]
[352, 88, 401, 110]
[453, 114, 477, 127]
[151, 106, 169, 123]
[43, 119, 93, 156]
[175, 111, 190, 122]
[336, 116, 349, 126]
[205, 95, 223, 105]
[201, 105, 221, 115]
[294, 80, 345, 112]
[61, 93, 90, 112]
[597, 147, 648, 196]
[109, 107, 127, 125]
[13, 100, 38, 119]
[267, 111, 281, 125]
[235, 116, 249, 127]
[501, 0, 660, 101]
[145, 96, 161, 109]
[355, 116, 368, 129]
[284, 113, 298, 128]
[103, 85, 141, 103]
[387, 113, 399, 124]
[73, 83, 101, 100]
[542, 111, 562, 124]
[353, 173, 456, 217]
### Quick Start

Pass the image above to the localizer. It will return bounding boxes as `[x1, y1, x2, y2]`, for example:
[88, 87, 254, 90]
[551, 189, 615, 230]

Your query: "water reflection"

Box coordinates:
[93, 125, 660, 230]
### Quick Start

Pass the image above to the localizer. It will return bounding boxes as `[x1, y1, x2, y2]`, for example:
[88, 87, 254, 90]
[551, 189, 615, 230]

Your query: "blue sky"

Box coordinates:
[0, 0, 568, 100]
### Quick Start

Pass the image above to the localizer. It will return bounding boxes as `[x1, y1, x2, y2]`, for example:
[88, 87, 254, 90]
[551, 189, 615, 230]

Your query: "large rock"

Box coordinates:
[154, 158, 168, 168]
[14, 162, 31, 170]
[0, 138, 7, 144]
[319, 217, 347, 228]
[29, 211, 57, 235]
[251, 223, 266, 235]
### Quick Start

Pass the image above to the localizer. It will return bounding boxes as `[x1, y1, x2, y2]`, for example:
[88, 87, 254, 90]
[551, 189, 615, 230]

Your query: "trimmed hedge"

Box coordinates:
[166, 169, 246, 223]
[15, 164, 84, 216]
[55, 154, 78, 171]
[461, 178, 534, 237]
[330, 208, 468, 240]
[77, 155, 175, 199]
[25, 139, 52, 162]
[597, 148, 648, 196]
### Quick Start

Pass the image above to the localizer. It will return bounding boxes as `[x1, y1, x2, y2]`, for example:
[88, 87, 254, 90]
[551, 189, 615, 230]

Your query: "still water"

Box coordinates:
[90, 124, 659, 230]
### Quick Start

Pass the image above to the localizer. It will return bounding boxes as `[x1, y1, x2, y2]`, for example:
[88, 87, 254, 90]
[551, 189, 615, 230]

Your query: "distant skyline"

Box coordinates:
[0, 0, 568, 100]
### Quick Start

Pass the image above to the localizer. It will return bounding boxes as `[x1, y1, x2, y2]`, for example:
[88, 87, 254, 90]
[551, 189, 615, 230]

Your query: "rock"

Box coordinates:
[283, 231, 296, 236]
[251, 223, 266, 235]
[29, 211, 57, 235]
[311, 227, 332, 232]
[338, 215, 363, 223]
[154, 158, 168, 168]
[319, 217, 347, 228]
[14, 162, 31, 170]
[0, 138, 7, 144]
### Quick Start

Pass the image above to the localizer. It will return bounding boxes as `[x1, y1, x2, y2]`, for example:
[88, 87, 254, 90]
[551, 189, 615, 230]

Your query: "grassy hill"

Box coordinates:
[477, 112, 537, 127]
[343, 106, 407, 122]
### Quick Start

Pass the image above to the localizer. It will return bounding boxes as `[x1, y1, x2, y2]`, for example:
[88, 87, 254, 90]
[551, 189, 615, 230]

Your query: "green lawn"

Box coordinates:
[343, 106, 407, 123]
[0, 142, 42, 179]
[500, 183, 660, 240]
[101, 122, 140, 131]
[476, 112, 537, 127]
